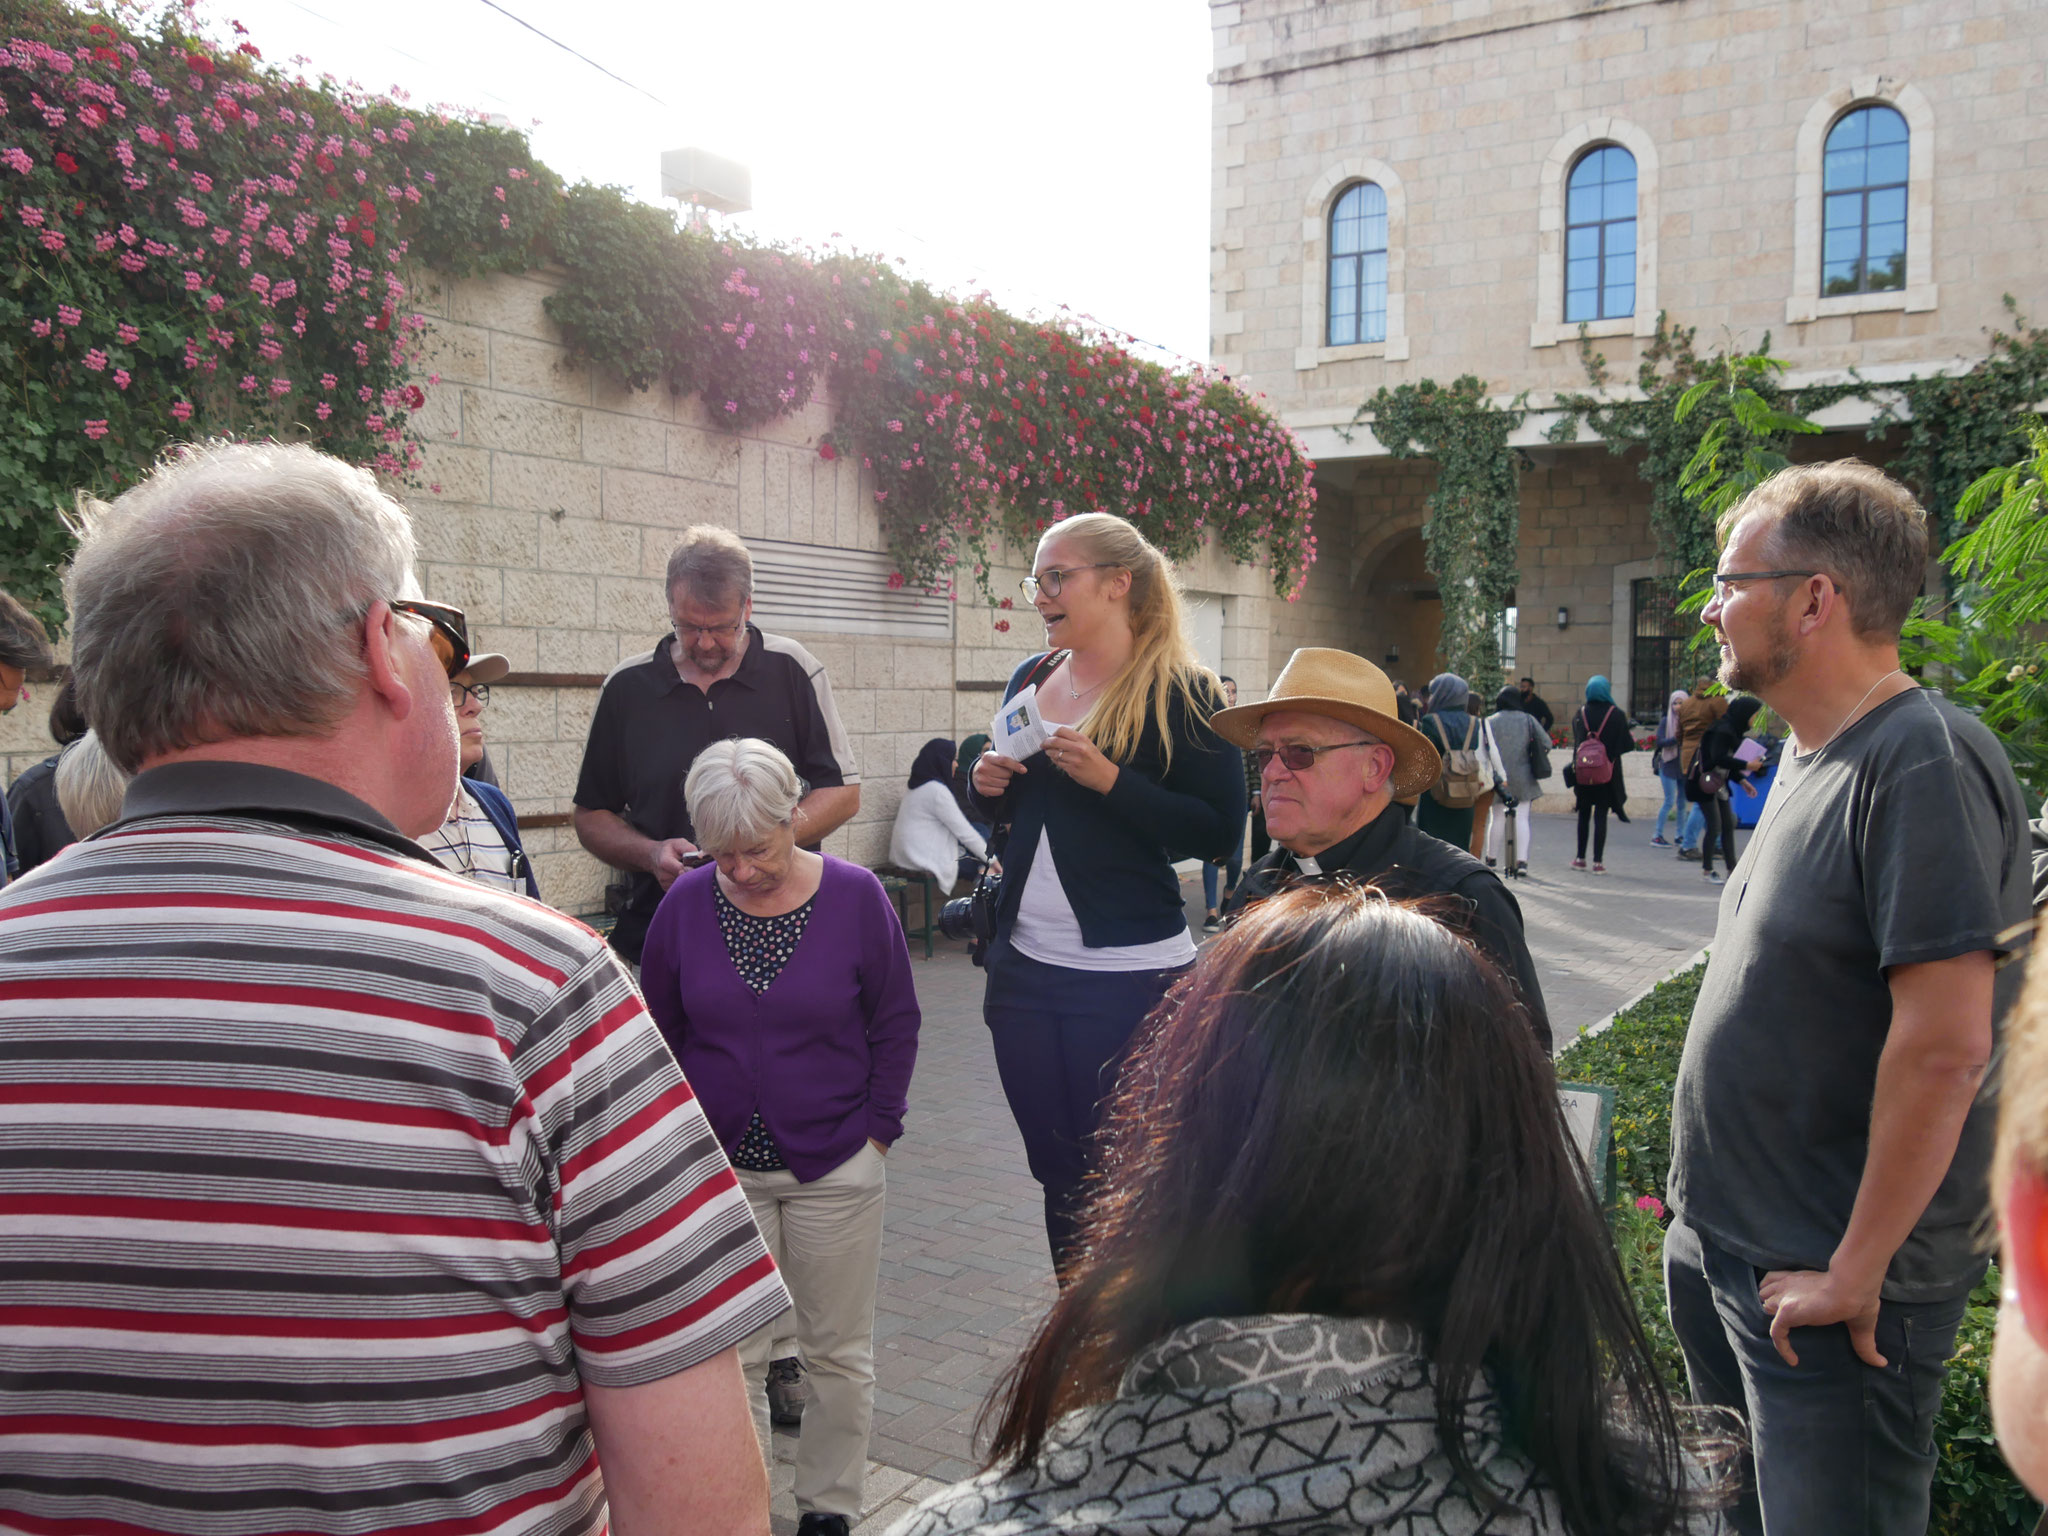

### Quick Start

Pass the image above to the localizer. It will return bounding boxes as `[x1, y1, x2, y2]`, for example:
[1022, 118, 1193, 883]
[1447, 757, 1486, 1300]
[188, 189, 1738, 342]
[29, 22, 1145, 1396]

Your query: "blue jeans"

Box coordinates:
[1201, 824, 1245, 912]
[1655, 771, 1684, 839]
[1678, 801, 1705, 850]
[1664, 1217, 1968, 1536]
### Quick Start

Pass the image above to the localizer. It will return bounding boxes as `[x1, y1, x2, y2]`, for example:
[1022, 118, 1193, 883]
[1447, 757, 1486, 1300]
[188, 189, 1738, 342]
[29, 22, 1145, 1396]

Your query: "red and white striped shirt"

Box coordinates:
[0, 762, 790, 1536]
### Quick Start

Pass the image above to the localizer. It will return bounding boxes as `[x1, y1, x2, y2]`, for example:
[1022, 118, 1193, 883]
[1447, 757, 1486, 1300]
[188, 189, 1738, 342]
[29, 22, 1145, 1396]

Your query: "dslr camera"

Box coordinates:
[937, 856, 1003, 965]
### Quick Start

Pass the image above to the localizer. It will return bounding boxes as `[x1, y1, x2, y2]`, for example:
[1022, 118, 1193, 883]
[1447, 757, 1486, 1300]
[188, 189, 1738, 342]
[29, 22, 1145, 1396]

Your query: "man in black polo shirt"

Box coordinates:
[573, 525, 861, 968]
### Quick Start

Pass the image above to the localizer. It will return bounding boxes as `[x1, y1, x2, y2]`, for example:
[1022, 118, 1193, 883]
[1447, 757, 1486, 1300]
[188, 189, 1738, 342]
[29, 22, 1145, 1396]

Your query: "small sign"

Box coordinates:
[1558, 1081, 1617, 1203]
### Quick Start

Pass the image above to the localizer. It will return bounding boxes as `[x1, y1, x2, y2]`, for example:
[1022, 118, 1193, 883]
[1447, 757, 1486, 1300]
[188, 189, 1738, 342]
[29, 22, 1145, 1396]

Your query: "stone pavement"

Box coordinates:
[771, 805, 1731, 1531]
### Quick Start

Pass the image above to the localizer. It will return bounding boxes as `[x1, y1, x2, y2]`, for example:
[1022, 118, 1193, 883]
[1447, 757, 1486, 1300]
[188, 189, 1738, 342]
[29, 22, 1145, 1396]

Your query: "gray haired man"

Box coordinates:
[0, 589, 55, 887]
[0, 441, 788, 1536]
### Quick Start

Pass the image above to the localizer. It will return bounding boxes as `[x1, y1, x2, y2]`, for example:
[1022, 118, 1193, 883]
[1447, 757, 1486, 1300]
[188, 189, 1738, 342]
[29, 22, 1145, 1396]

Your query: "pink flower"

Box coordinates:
[57, 305, 82, 328]
[320, 373, 337, 390]
[82, 349, 108, 372]
[29, 319, 51, 338]
[116, 322, 140, 344]
[82, 419, 109, 439]
[170, 399, 193, 421]
[1635, 1195, 1666, 1220]
[113, 369, 131, 390]
[314, 401, 332, 420]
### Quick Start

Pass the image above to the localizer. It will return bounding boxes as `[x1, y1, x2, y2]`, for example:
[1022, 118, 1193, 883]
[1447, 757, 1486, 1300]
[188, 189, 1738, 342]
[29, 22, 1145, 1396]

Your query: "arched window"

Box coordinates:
[1822, 104, 1908, 296]
[1327, 181, 1388, 346]
[1564, 145, 1637, 323]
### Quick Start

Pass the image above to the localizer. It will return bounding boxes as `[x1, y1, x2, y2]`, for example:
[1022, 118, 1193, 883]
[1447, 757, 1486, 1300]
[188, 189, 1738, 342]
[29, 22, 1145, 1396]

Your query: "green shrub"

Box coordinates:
[1562, 964, 2040, 1532]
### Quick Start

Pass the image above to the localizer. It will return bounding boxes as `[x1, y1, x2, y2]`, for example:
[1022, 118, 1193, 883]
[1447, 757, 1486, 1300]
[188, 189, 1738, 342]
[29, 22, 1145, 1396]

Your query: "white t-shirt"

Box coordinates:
[420, 783, 522, 894]
[1009, 828, 1197, 973]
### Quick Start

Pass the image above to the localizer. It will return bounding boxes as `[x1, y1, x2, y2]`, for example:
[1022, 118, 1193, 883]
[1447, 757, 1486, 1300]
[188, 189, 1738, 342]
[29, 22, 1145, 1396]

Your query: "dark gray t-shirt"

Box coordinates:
[1669, 688, 2032, 1301]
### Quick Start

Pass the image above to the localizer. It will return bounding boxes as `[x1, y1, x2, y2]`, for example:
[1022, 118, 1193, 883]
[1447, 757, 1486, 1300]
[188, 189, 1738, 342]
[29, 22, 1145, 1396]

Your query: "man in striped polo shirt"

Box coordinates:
[0, 441, 791, 1536]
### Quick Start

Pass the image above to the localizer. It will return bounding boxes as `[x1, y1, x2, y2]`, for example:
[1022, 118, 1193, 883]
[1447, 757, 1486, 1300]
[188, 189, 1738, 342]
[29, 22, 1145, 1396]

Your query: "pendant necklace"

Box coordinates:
[1799, 669, 1907, 757]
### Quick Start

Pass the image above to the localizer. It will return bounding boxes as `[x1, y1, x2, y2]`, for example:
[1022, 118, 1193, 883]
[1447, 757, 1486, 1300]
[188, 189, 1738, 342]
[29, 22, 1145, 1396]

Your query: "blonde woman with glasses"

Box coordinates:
[969, 514, 1244, 1275]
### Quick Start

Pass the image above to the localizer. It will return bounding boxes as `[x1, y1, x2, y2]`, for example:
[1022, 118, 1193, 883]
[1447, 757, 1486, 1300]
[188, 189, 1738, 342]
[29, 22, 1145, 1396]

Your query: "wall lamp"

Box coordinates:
[1556, 605, 1571, 631]
[1384, 643, 1400, 666]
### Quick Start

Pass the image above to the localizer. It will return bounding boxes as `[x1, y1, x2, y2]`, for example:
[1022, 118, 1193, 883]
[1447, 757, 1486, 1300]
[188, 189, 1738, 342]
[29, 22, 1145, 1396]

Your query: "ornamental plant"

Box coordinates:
[6, 1, 1318, 626]
[0, 0, 556, 620]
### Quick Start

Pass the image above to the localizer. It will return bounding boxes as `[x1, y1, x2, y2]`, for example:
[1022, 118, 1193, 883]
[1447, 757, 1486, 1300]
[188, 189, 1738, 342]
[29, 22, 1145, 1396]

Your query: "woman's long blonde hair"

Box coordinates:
[1047, 513, 1217, 769]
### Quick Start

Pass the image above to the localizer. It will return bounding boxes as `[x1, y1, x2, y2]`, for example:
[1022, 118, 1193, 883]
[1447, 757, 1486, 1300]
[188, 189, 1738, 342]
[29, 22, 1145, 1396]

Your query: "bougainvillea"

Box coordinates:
[0, 0, 556, 619]
[5, 0, 1316, 625]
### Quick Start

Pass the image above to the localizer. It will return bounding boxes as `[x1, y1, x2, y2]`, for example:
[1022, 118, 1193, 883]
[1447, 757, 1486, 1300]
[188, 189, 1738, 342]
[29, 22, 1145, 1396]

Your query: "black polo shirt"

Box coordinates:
[574, 625, 859, 962]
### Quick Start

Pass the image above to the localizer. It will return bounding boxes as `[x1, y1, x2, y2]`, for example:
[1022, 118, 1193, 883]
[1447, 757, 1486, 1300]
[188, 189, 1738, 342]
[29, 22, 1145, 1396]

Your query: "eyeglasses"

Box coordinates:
[390, 598, 470, 679]
[1709, 569, 1822, 603]
[450, 681, 491, 708]
[1253, 740, 1382, 774]
[1020, 563, 1122, 602]
[675, 620, 747, 642]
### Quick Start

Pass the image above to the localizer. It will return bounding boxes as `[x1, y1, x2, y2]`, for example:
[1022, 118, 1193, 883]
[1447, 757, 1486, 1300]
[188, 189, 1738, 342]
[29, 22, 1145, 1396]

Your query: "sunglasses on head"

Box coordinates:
[389, 598, 471, 679]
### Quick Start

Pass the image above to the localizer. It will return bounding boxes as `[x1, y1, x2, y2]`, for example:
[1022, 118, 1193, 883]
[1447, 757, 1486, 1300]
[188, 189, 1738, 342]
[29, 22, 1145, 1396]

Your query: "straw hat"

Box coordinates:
[1211, 648, 1442, 801]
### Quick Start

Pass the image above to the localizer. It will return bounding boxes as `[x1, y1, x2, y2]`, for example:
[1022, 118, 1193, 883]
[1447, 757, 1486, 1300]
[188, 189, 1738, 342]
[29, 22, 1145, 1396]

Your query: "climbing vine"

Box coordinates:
[1352, 376, 1524, 686]
[2, 0, 1318, 629]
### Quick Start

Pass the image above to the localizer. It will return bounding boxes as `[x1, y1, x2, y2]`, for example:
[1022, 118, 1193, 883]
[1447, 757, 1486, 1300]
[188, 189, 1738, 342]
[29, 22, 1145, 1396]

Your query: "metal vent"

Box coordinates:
[747, 538, 954, 641]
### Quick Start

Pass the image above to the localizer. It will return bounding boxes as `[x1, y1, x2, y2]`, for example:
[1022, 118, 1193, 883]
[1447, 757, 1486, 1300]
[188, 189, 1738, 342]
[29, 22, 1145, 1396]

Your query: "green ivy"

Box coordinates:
[1352, 376, 1523, 686]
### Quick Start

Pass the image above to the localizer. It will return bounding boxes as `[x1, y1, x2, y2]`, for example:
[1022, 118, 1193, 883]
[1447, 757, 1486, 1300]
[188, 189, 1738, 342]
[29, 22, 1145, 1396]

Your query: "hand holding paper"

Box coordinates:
[991, 684, 1052, 762]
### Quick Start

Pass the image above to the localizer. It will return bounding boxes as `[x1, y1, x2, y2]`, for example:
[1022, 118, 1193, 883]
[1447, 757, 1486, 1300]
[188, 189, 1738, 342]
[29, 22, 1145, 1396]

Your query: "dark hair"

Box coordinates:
[1219, 674, 1235, 686]
[0, 589, 54, 674]
[984, 886, 1694, 1535]
[907, 737, 956, 791]
[1719, 459, 1929, 640]
[1520, 677, 1535, 688]
[46, 675, 87, 746]
[1494, 684, 1525, 714]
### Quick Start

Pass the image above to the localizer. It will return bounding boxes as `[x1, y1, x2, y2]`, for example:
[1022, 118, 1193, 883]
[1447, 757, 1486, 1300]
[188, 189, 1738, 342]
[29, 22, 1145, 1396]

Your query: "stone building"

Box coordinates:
[1214, 0, 2048, 719]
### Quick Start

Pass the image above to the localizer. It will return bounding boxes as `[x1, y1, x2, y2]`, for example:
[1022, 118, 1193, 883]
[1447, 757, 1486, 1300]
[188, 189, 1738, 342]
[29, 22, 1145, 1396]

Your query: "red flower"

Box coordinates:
[994, 619, 1011, 633]
[404, 385, 425, 410]
[817, 441, 837, 461]
[54, 152, 78, 175]
[886, 571, 905, 590]
[187, 53, 213, 75]
[357, 199, 378, 223]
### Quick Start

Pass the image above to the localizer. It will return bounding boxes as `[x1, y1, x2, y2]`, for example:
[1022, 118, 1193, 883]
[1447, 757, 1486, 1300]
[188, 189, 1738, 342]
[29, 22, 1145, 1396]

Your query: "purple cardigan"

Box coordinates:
[639, 855, 921, 1183]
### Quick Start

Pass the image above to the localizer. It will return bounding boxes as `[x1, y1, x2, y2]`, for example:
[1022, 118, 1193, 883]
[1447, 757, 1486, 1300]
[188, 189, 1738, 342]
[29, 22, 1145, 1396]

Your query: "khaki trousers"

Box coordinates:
[736, 1142, 886, 1519]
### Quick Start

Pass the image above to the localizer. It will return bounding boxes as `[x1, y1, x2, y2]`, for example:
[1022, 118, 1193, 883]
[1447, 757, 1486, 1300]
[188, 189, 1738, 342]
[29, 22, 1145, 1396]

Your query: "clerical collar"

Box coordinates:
[1294, 853, 1321, 876]
[1285, 814, 1381, 879]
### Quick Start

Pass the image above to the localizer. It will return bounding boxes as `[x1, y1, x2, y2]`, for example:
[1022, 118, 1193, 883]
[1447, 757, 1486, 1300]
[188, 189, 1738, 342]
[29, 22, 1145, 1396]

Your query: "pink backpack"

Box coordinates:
[1573, 705, 1617, 786]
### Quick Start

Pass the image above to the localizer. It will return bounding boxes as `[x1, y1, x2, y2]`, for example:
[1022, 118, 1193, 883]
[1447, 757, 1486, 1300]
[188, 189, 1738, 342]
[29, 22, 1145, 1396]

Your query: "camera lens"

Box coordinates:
[936, 896, 978, 942]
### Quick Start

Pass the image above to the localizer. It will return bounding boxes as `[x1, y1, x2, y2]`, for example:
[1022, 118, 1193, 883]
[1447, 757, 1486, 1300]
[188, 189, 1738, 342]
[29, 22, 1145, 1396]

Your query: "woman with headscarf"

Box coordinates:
[1569, 675, 1634, 873]
[1484, 685, 1546, 876]
[1413, 671, 1483, 850]
[1652, 688, 1689, 847]
[1690, 695, 1764, 884]
[890, 737, 989, 893]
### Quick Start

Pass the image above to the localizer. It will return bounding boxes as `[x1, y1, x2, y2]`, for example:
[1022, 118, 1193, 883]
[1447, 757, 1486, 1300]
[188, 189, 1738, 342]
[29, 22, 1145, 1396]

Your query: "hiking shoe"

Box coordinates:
[767, 1356, 808, 1426]
[796, 1516, 851, 1536]
[1570, 858, 1587, 871]
[1677, 847, 1701, 861]
[1649, 836, 1672, 847]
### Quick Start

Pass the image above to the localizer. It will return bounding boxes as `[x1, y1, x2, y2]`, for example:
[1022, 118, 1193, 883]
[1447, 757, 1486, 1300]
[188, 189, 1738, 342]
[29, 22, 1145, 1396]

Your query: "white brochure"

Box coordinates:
[992, 683, 1052, 762]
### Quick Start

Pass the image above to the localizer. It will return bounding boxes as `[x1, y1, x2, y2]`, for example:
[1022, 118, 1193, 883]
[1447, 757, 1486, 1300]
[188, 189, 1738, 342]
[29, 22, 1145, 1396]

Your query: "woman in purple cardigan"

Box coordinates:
[639, 739, 921, 1536]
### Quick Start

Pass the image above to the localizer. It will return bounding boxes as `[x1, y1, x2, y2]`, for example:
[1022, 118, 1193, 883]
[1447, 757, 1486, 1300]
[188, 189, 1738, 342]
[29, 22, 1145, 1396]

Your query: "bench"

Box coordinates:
[873, 865, 942, 960]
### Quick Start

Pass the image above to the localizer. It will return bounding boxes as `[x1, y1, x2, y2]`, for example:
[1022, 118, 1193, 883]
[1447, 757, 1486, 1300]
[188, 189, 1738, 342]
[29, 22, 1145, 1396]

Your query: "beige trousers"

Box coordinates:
[737, 1141, 887, 1519]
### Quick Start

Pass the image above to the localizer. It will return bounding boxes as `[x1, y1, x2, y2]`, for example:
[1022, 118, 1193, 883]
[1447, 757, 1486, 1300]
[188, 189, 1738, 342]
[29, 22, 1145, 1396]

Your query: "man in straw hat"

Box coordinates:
[1215, 647, 1549, 1051]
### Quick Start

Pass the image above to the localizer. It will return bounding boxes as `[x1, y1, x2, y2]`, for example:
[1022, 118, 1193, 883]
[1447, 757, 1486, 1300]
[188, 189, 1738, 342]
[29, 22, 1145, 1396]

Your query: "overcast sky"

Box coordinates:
[198, 0, 1216, 362]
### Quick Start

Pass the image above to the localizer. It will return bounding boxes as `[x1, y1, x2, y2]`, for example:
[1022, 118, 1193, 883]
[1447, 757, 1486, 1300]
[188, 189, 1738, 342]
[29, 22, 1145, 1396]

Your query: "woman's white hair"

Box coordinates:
[65, 439, 418, 773]
[685, 738, 803, 853]
[55, 730, 131, 839]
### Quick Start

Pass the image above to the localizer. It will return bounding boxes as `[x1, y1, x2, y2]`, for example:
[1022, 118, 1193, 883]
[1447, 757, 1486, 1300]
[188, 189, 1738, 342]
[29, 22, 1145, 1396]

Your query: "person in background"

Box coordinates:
[970, 512, 1243, 1274]
[1484, 683, 1546, 877]
[1569, 674, 1634, 874]
[1989, 912, 2048, 1507]
[1652, 688, 1689, 848]
[890, 737, 989, 892]
[52, 728, 129, 840]
[1464, 686, 1497, 860]
[0, 589, 56, 889]
[1220, 648, 1549, 1051]
[1393, 677, 1419, 726]
[1201, 675, 1245, 933]
[640, 739, 920, 1536]
[1518, 674, 1556, 733]
[1674, 674, 1727, 861]
[1690, 695, 1764, 886]
[420, 652, 539, 899]
[1413, 671, 1482, 851]
[894, 887, 1728, 1536]
[1667, 460, 2031, 1536]
[0, 440, 787, 1536]
[4, 675, 88, 874]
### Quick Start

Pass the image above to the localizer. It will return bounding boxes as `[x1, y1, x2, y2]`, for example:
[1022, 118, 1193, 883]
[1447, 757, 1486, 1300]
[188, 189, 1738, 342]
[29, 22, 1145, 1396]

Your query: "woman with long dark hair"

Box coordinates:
[1690, 695, 1764, 885]
[895, 886, 1731, 1536]
[969, 512, 1244, 1274]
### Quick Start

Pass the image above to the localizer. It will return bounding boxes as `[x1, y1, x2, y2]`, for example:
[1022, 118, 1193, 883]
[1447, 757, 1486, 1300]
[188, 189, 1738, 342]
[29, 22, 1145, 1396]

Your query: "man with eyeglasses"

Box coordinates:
[1214, 648, 1550, 1052]
[419, 651, 539, 898]
[0, 443, 788, 1536]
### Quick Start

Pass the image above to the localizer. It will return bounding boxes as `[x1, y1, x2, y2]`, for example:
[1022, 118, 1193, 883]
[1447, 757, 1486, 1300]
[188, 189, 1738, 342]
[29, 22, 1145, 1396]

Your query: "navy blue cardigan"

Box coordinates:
[466, 778, 541, 901]
[969, 653, 1244, 950]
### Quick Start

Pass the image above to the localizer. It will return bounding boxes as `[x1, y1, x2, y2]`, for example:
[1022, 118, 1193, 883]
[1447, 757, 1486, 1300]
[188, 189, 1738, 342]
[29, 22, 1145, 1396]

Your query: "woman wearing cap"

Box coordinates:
[969, 513, 1244, 1276]
[1216, 647, 1550, 1053]
[419, 652, 539, 899]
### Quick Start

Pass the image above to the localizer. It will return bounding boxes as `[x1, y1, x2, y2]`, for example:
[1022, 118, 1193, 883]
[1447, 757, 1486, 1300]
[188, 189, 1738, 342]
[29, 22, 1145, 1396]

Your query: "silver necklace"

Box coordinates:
[1799, 668, 1906, 756]
[1064, 657, 1104, 701]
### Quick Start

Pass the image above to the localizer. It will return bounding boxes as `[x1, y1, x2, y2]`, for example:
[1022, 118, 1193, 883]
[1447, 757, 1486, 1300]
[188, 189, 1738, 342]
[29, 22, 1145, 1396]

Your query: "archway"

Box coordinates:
[1356, 528, 1442, 691]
